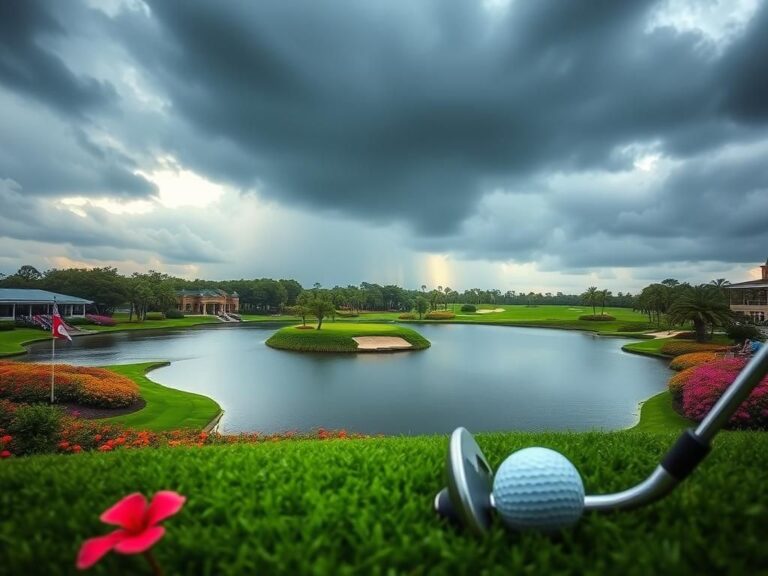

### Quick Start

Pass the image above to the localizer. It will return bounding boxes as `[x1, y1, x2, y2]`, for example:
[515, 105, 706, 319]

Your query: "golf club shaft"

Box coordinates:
[584, 343, 768, 512]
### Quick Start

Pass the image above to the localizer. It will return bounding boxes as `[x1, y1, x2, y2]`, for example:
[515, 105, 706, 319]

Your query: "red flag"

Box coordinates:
[52, 303, 72, 341]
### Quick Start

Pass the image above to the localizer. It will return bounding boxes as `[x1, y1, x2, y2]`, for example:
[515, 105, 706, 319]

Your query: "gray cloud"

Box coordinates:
[0, 0, 766, 285]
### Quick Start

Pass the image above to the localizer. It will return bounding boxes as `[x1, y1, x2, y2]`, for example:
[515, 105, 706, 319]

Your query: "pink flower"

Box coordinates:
[76, 491, 186, 570]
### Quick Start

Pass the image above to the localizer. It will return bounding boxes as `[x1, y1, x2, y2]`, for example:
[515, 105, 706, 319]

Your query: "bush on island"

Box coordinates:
[659, 341, 729, 357]
[460, 304, 477, 312]
[578, 314, 616, 321]
[165, 309, 185, 319]
[425, 311, 456, 320]
[398, 313, 417, 320]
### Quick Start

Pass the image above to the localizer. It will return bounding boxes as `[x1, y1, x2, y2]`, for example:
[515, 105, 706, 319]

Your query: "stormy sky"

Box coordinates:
[1, 0, 766, 292]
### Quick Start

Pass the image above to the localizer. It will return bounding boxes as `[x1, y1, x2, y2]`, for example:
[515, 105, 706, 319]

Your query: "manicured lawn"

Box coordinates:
[266, 323, 431, 352]
[629, 390, 695, 433]
[348, 305, 660, 334]
[0, 327, 53, 357]
[2, 431, 767, 574]
[623, 334, 733, 358]
[101, 363, 220, 431]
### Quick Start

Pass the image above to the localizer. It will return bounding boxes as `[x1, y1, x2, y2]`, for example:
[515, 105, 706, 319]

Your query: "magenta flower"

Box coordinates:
[77, 491, 186, 572]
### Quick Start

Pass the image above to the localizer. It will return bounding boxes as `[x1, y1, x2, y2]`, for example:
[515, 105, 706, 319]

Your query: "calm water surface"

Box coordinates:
[23, 324, 670, 435]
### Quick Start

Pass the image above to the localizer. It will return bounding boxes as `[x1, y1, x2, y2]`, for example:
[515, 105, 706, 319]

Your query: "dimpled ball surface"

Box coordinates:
[492, 447, 584, 532]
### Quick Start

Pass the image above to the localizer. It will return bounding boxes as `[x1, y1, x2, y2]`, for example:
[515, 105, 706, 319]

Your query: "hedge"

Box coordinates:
[659, 341, 729, 357]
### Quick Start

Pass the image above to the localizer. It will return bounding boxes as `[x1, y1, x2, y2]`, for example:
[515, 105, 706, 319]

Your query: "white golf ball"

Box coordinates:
[492, 447, 585, 532]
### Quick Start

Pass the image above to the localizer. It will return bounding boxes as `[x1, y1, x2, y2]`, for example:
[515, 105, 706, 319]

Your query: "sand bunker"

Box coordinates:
[353, 336, 413, 350]
[475, 308, 505, 314]
[645, 330, 689, 339]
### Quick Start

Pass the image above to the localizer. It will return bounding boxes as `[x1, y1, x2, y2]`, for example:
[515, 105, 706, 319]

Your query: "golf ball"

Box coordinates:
[492, 447, 584, 532]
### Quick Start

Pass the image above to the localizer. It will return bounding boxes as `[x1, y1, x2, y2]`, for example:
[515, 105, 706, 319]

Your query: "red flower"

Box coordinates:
[76, 491, 186, 570]
[0, 434, 11, 444]
[0, 450, 11, 458]
[98, 444, 113, 452]
[72, 445, 83, 453]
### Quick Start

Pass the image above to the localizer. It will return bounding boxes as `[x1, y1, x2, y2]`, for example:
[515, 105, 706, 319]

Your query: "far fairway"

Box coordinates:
[265, 323, 430, 352]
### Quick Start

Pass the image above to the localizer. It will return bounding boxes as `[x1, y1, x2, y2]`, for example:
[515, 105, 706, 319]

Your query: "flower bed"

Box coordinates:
[669, 351, 723, 371]
[680, 357, 768, 429]
[659, 341, 729, 357]
[0, 362, 139, 407]
[398, 313, 416, 320]
[578, 314, 616, 321]
[668, 367, 696, 402]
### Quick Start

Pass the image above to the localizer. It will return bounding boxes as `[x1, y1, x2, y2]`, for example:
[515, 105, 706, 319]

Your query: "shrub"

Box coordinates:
[0, 362, 140, 407]
[614, 322, 657, 332]
[682, 358, 768, 429]
[578, 314, 616, 321]
[165, 309, 185, 319]
[425, 312, 456, 320]
[0, 321, 15, 332]
[669, 352, 723, 371]
[85, 314, 116, 326]
[725, 323, 765, 344]
[659, 341, 729, 357]
[145, 312, 165, 321]
[460, 304, 477, 313]
[668, 367, 696, 403]
[0, 398, 19, 429]
[335, 310, 359, 318]
[8, 404, 63, 455]
[398, 313, 417, 320]
[64, 316, 93, 326]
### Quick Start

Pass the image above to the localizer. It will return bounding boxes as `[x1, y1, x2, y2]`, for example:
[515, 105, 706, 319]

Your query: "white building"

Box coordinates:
[0, 289, 92, 320]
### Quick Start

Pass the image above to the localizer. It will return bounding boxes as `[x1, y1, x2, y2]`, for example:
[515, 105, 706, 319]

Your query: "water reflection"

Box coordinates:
[22, 324, 670, 435]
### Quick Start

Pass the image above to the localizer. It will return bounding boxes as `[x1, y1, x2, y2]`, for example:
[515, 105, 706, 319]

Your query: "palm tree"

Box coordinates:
[582, 286, 599, 315]
[668, 285, 735, 342]
[710, 278, 731, 300]
[600, 289, 612, 315]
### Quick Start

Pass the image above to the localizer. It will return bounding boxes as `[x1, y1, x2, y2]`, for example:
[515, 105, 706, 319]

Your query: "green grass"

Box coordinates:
[348, 305, 661, 334]
[629, 390, 695, 433]
[266, 323, 431, 352]
[623, 334, 733, 359]
[2, 431, 767, 574]
[100, 363, 220, 431]
[0, 327, 54, 357]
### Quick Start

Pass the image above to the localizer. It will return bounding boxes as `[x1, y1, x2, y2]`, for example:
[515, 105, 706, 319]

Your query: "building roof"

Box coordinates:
[727, 280, 768, 289]
[0, 289, 93, 304]
[177, 288, 235, 298]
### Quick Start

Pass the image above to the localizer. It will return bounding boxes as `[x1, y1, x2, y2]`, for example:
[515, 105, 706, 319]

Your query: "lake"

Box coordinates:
[23, 323, 671, 435]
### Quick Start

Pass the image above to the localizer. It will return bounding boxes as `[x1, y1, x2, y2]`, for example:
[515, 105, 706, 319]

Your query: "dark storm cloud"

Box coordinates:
[0, 0, 115, 116]
[103, 0, 766, 238]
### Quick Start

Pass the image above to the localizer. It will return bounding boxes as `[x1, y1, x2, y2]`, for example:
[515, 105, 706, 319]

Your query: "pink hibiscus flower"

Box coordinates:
[77, 491, 186, 571]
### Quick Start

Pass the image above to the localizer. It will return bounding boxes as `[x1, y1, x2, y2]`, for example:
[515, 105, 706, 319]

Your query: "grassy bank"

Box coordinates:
[629, 390, 695, 433]
[266, 323, 431, 352]
[2, 431, 767, 575]
[99, 363, 220, 431]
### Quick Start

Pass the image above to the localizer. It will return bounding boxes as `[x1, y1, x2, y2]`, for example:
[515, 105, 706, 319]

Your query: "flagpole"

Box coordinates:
[51, 298, 55, 404]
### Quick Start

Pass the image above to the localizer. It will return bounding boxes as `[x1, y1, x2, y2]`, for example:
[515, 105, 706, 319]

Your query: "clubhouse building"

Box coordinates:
[176, 289, 240, 315]
[0, 289, 92, 320]
[727, 258, 768, 323]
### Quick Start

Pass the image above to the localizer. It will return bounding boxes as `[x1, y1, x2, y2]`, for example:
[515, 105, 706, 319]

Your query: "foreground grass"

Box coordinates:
[101, 363, 220, 431]
[2, 432, 767, 575]
[266, 323, 431, 352]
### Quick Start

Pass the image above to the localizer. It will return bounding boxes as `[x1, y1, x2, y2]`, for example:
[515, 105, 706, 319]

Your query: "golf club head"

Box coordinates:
[434, 427, 494, 535]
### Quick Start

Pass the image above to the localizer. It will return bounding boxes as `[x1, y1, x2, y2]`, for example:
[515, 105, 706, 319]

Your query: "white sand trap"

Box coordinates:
[353, 336, 413, 350]
[475, 308, 505, 314]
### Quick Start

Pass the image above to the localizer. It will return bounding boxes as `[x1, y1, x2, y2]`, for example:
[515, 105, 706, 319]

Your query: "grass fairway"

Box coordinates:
[349, 305, 658, 334]
[101, 363, 220, 431]
[266, 323, 431, 352]
[1, 431, 767, 574]
[0, 327, 53, 357]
